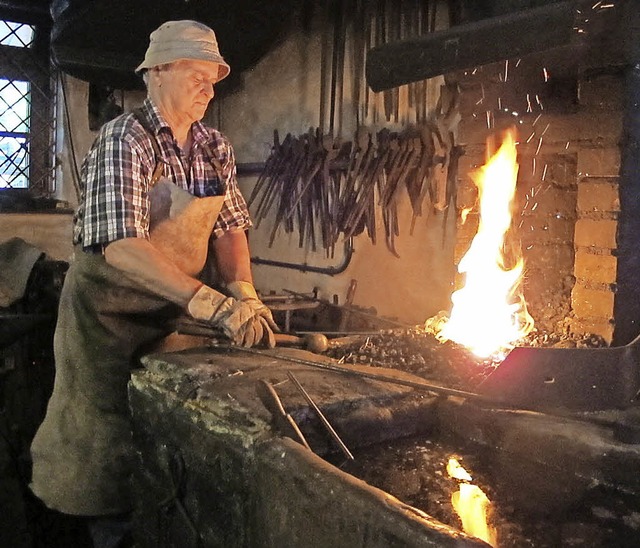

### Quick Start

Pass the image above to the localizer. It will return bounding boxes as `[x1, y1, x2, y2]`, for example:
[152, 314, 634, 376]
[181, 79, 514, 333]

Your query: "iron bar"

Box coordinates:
[286, 370, 354, 461]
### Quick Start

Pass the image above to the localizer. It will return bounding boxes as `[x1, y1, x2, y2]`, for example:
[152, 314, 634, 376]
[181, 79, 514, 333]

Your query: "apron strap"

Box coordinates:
[132, 108, 164, 186]
[201, 140, 226, 192]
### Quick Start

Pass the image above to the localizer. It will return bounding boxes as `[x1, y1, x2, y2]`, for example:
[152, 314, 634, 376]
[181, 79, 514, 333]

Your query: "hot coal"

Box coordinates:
[325, 322, 607, 391]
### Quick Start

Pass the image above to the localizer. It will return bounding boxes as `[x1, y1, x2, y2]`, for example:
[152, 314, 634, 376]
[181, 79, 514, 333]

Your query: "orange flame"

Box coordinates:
[447, 458, 498, 547]
[437, 128, 533, 356]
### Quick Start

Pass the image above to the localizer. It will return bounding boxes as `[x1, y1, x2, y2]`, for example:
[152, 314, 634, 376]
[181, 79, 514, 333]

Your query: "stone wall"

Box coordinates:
[0, 212, 74, 262]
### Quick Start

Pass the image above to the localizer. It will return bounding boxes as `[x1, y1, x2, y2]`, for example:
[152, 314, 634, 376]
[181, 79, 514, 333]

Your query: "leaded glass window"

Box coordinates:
[0, 17, 55, 195]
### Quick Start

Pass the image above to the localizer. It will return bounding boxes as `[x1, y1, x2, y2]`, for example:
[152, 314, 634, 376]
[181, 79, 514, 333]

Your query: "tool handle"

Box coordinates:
[256, 379, 287, 417]
[273, 333, 303, 346]
[256, 380, 312, 450]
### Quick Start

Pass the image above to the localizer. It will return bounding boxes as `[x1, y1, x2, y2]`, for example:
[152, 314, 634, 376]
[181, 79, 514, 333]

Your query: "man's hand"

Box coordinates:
[227, 281, 280, 334]
[188, 285, 274, 347]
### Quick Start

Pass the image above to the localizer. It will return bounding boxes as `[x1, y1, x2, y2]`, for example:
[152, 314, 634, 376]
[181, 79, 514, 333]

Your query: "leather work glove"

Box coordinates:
[187, 285, 274, 348]
[227, 280, 279, 335]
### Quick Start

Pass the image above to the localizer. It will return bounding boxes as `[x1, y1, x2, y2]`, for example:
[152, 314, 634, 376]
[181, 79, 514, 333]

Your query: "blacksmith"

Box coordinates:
[30, 20, 276, 547]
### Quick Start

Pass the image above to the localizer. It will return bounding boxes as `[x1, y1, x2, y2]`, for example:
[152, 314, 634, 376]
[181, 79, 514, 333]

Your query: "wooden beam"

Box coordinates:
[365, 1, 576, 92]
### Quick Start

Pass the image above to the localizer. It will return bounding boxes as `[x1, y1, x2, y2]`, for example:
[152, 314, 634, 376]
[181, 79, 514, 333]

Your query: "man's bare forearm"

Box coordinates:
[211, 229, 253, 285]
[104, 237, 202, 306]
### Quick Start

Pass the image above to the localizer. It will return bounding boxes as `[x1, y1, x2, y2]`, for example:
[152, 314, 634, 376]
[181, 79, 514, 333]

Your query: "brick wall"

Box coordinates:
[455, 59, 623, 341]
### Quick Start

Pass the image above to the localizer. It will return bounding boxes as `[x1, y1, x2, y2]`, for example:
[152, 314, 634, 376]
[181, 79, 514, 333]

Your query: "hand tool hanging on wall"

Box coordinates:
[249, 114, 461, 257]
[250, 1, 463, 257]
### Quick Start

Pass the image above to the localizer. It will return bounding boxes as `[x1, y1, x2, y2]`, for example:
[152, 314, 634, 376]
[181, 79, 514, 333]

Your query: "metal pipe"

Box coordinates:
[251, 237, 353, 276]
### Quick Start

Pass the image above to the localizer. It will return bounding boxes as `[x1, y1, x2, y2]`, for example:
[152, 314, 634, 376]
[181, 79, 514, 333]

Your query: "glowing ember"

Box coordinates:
[447, 458, 498, 547]
[435, 128, 533, 356]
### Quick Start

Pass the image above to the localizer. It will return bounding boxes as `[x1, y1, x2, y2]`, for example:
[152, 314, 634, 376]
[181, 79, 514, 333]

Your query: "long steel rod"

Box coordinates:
[227, 345, 493, 403]
[286, 371, 354, 461]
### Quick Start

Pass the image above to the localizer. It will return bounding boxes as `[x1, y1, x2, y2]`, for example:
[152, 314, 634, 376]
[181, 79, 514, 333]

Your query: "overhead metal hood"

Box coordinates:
[49, 0, 298, 91]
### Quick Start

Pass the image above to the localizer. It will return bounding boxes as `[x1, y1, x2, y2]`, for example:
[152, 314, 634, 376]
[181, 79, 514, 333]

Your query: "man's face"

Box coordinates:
[155, 59, 220, 124]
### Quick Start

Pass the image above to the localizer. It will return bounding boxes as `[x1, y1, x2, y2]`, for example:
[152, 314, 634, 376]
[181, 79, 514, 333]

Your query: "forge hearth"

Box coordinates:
[128, 342, 640, 548]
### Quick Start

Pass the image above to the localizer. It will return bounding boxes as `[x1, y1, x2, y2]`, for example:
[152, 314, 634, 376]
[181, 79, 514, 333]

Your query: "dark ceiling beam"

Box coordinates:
[365, 1, 577, 92]
[0, 1, 48, 14]
[0, 0, 51, 25]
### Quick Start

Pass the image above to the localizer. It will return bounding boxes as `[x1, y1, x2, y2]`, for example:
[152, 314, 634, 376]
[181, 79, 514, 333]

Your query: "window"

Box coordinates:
[0, 78, 30, 188]
[0, 17, 56, 196]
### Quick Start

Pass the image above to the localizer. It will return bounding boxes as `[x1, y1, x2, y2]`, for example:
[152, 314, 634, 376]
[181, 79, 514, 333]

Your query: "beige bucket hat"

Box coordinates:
[136, 20, 230, 81]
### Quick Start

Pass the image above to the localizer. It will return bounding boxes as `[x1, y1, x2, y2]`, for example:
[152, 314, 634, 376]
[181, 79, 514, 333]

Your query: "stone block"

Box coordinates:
[253, 439, 482, 548]
[519, 216, 574, 246]
[574, 219, 618, 249]
[568, 317, 614, 342]
[536, 153, 577, 188]
[516, 185, 576, 218]
[577, 180, 620, 215]
[578, 74, 624, 110]
[127, 348, 483, 548]
[577, 147, 621, 178]
[574, 251, 618, 285]
[129, 375, 257, 548]
[510, 111, 622, 145]
[571, 284, 615, 320]
[522, 243, 575, 273]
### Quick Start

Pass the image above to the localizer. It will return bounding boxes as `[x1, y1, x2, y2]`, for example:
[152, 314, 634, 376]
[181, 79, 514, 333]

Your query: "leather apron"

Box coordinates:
[30, 178, 223, 516]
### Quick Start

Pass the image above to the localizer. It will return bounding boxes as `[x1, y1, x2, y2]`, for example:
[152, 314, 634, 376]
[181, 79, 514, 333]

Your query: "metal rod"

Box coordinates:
[286, 371, 354, 461]
[227, 345, 491, 403]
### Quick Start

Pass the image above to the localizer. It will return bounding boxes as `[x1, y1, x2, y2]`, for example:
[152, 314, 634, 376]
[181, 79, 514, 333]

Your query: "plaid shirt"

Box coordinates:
[73, 98, 251, 248]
